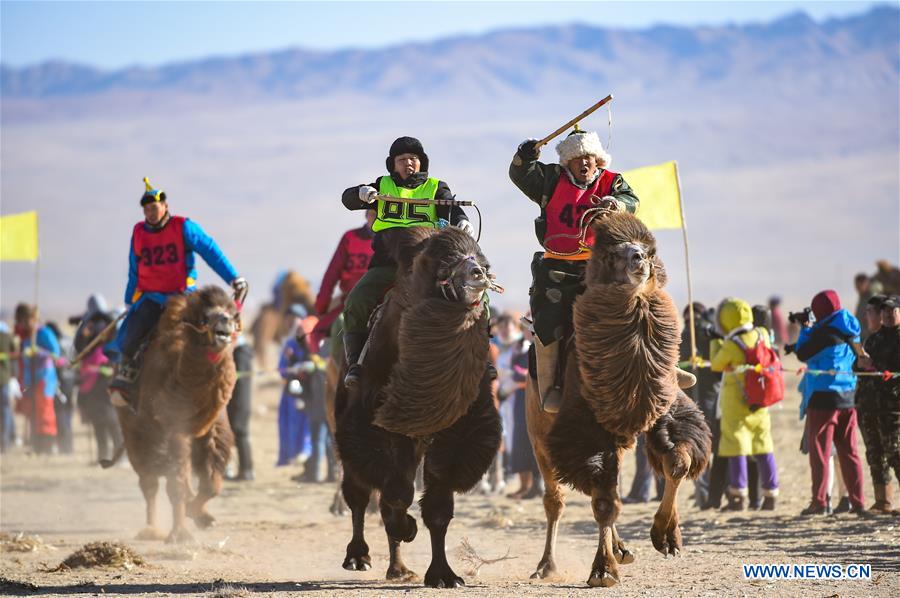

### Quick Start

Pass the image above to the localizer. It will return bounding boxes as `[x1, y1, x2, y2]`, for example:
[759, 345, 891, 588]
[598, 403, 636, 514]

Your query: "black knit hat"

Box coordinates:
[867, 294, 887, 309]
[883, 295, 900, 309]
[386, 136, 429, 173]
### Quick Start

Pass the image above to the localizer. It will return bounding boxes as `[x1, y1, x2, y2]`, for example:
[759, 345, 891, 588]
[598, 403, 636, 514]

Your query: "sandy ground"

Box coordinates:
[2, 369, 899, 597]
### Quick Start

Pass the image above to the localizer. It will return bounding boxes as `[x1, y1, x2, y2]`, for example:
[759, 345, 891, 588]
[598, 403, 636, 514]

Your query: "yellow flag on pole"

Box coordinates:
[624, 161, 683, 230]
[0, 211, 39, 261]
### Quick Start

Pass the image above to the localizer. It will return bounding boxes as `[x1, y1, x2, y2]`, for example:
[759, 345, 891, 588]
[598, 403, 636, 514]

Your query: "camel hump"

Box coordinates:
[380, 227, 436, 271]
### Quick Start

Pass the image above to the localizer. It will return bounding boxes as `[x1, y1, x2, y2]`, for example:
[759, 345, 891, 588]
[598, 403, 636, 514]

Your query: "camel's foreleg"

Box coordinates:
[646, 394, 711, 557]
[531, 442, 566, 579]
[165, 434, 196, 544]
[380, 470, 419, 582]
[587, 448, 622, 588]
[650, 446, 689, 557]
[134, 475, 167, 541]
[187, 417, 232, 530]
[420, 473, 464, 588]
[525, 375, 567, 580]
[341, 474, 373, 571]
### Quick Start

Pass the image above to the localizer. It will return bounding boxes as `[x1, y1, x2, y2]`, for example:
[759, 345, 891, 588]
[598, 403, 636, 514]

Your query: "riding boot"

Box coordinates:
[676, 368, 697, 389]
[343, 332, 367, 389]
[869, 483, 893, 514]
[109, 357, 139, 412]
[534, 338, 562, 413]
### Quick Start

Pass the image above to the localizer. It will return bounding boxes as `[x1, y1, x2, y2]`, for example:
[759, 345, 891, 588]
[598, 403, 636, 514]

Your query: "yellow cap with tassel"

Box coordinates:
[140, 177, 167, 205]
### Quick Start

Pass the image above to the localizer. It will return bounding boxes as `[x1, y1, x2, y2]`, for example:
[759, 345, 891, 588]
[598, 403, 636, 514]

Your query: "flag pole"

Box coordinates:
[673, 162, 698, 364]
[30, 220, 41, 451]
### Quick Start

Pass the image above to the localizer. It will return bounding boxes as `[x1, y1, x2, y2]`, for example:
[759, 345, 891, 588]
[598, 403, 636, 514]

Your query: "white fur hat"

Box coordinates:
[555, 130, 611, 168]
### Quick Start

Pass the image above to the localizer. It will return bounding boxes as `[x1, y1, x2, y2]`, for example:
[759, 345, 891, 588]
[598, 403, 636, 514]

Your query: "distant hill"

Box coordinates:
[2, 6, 897, 103]
[1, 6, 898, 318]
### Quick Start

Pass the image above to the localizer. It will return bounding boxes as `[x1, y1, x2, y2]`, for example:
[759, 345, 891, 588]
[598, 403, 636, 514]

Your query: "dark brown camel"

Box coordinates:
[107, 286, 239, 544]
[527, 212, 711, 587]
[335, 226, 502, 587]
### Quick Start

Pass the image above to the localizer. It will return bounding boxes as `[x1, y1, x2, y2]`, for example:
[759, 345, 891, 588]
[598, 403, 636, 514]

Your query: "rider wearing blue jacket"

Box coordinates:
[109, 178, 247, 408]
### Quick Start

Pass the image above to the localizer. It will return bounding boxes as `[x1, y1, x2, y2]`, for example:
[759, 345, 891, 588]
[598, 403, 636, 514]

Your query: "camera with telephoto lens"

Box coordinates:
[788, 307, 814, 325]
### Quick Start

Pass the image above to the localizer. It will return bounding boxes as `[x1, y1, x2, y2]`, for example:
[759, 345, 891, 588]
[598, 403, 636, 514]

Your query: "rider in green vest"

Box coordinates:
[340, 136, 473, 388]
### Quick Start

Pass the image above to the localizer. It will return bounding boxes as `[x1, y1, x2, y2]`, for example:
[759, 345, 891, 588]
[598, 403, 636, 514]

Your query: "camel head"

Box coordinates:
[586, 212, 666, 292]
[415, 227, 494, 312]
[179, 286, 240, 354]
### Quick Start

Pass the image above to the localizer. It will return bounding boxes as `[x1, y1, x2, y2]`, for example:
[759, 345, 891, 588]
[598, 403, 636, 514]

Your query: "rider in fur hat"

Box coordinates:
[510, 127, 694, 413]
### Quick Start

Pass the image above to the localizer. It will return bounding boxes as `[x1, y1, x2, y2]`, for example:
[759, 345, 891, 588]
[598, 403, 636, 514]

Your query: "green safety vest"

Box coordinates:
[372, 176, 440, 232]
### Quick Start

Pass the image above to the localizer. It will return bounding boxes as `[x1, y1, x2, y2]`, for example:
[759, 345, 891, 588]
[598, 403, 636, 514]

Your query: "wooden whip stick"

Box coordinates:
[536, 94, 614, 148]
[69, 311, 126, 367]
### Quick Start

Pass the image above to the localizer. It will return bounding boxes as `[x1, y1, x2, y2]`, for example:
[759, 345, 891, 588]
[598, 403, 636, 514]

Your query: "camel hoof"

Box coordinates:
[403, 514, 418, 543]
[165, 528, 196, 545]
[615, 549, 635, 565]
[343, 556, 372, 571]
[530, 558, 558, 579]
[587, 571, 618, 588]
[651, 526, 682, 557]
[386, 565, 419, 582]
[189, 511, 216, 529]
[424, 564, 465, 588]
[135, 527, 167, 541]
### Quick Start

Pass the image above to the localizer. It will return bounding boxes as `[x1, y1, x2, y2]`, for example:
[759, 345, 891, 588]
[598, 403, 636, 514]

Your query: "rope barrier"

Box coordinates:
[678, 358, 899, 382]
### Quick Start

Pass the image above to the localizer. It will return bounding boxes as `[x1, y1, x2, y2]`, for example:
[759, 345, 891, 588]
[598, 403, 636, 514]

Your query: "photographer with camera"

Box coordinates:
[793, 290, 870, 517]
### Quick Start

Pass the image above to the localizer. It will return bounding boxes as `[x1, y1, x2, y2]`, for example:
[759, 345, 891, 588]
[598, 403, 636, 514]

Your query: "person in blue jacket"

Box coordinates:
[14, 303, 61, 453]
[793, 289, 870, 517]
[109, 178, 248, 409]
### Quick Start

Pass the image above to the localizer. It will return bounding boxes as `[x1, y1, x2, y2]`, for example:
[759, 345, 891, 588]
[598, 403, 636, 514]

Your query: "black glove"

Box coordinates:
[517, 138, 541, 161]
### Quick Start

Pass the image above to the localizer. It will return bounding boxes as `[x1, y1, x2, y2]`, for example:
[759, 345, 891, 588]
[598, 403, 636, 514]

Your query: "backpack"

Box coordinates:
[732, 329, 785, 409]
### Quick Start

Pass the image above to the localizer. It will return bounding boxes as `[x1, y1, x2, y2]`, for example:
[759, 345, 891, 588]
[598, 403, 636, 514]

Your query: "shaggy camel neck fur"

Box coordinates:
[573, 214, 679, 438]
[371, 227, 490, 438]
[143, 289, 237, 437]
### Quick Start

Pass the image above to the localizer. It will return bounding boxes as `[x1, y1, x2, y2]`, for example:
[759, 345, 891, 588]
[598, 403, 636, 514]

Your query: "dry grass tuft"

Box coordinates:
[0, 531, 57, 553]
[52, 541, 147, 571]
[206, 580, 251, 597]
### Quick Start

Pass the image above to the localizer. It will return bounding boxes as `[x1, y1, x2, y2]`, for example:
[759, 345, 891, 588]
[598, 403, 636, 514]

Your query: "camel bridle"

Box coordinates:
[181, 310, 241, 347]
[436, 255, 503, 304]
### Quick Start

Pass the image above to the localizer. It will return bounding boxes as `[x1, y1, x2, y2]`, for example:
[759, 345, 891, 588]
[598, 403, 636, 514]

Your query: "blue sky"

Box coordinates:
[1, 1, 888, 69]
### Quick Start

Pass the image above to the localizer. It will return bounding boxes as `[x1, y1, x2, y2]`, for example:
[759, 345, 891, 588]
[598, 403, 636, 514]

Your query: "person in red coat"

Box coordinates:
[311, 210, 375, 351]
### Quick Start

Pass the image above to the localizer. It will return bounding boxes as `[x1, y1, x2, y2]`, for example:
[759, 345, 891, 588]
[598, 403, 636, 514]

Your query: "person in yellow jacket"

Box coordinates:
[710, 297, 779, 511]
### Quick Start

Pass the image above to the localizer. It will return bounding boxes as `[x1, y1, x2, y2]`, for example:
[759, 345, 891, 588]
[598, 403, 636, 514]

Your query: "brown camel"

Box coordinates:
[335, 226, 502, 587]
[527, 212, 711, 587]
[250, 271, 315, 370]
[108, 286, 240, 544]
